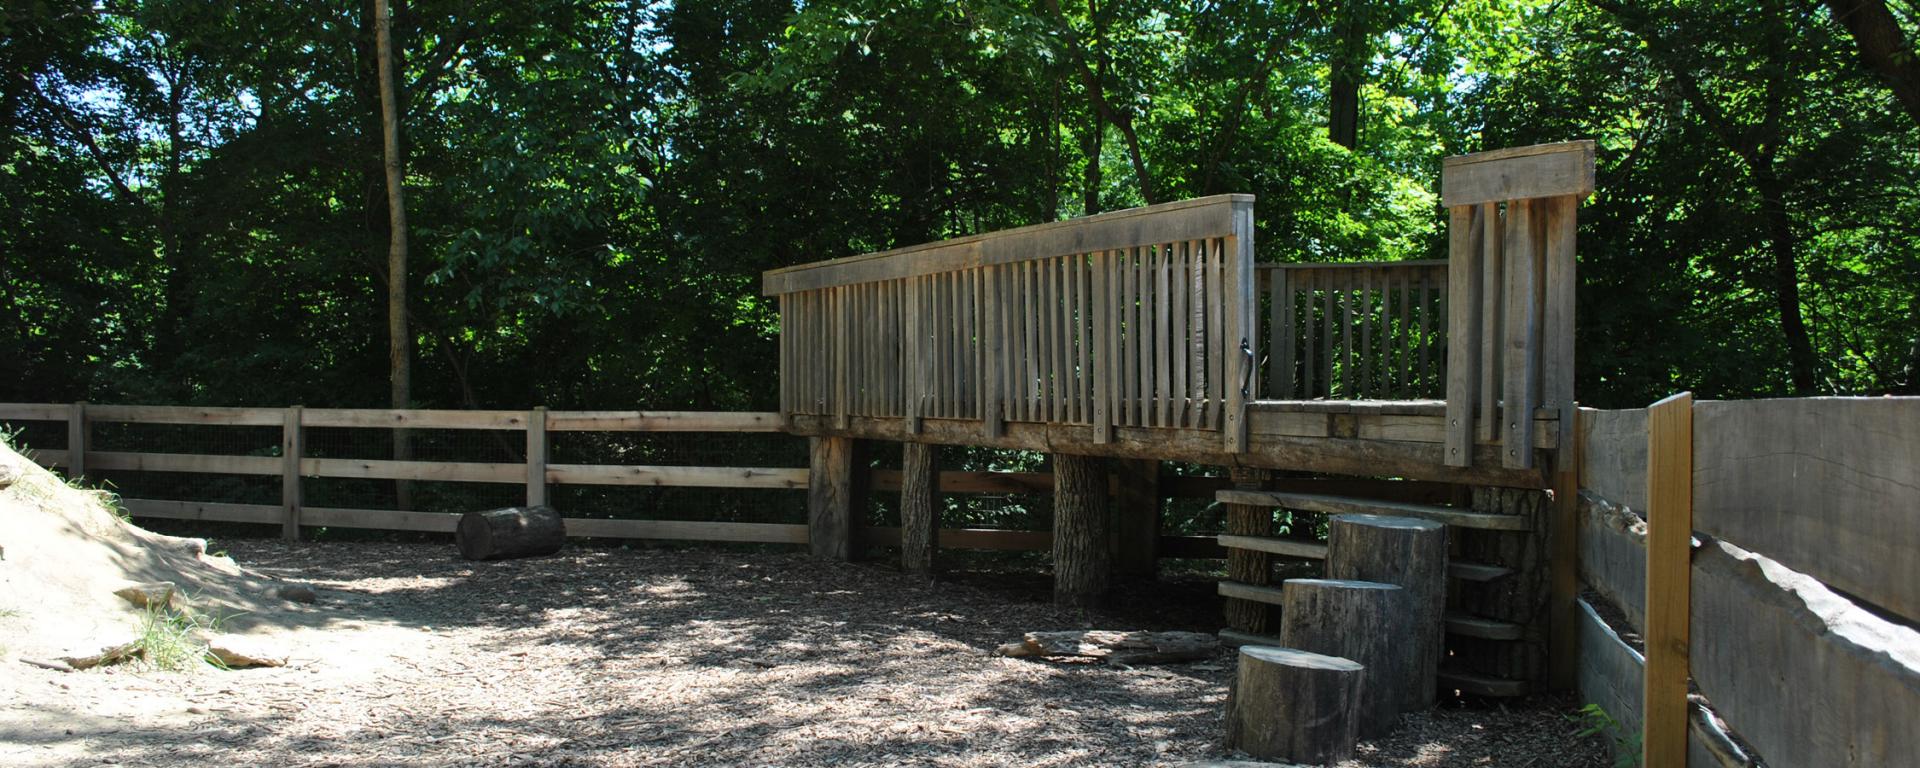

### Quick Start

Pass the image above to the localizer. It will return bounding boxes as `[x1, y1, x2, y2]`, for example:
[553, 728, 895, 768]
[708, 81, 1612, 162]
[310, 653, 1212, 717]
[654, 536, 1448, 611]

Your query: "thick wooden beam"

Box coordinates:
[281, 406, 303, 541]
[1642, 392, 1693, 768]
[807, 436, 862, 561]
[899, 442, 940, 575]
[66, 401, 87, 483]
[526, 406, 548, 507]
[1052, 453, 1110, 607]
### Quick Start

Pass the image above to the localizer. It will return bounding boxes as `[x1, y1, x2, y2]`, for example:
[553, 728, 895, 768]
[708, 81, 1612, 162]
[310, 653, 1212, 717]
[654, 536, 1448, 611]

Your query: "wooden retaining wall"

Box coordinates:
[1573, 397, 1920, 767]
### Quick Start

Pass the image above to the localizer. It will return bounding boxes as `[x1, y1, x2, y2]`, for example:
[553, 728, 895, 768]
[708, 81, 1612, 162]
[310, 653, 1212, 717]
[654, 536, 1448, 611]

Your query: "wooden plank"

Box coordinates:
[1359, 269, 1373, 399]
[871, 469, 1053, 495]
[1501, 199, 1539, 470]
[1642, 391, 1693, 768]
[122, 498, 281, 524]
[27, 448, 68, 468]
[302, 507, 462, 533]
[1171, 242, 1190, 425]
[1437, 670, 1528, 697]
[1689, 538, 1920, 768]
[547, 463, 809, 489]
[1549, 401, 1580, 690]
[0, 403, 70, 421]
[1224, 202, 1255, 451]
[1577, 407, 1649, 512]
[543, 411, 786, 432]
[1445, 613, 1524, 640]
[526, 407, 548, 506]
[1217, 628, 1282, 649]
[1576, 597, 1646, 743]
[85, 404, 284, 426]
[1439, 140, 1596, 208]
[1692, 397, 1920, 623]
[905, 278, 922, 432]
[564, 518, 808, 544]
[1093, 250, 1113, 443]
[90, 450, 281, 476]
[1214, 489, 1531, 531]
[1580, 492, 1649, 632]
[300, 456, 522, 483]
[1274, 268, 1293, 399]
[1216, 534, 1327, 560]
[984, 265, 1005, 435]
[1193, 240, 1212, 427]
[1157, 245, 1173, 426]
[67, 401, 87, 482]
[1217, 580, 1288, 606]
[1541, 195, 1578, 411]
[1443, 205, 1480, 467]
[281, 406, 303, 541]
[300, 408, 528, 430]
[1477, 202, 1504, 444]
[760, 195, 1251, 295]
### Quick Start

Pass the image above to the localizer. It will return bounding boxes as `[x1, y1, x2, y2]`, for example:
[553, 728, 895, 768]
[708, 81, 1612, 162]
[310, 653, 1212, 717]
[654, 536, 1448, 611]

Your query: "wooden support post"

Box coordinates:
[1442, 206, 1482, 467]
[1223, 199, 1255, 452]
[1223, 466, 1274, 634]
[1326, 513, 1447, 711]
[1052, 453, 1110, 608]
[281, 405, 303, 541]
[1110, 459, 1160, 581]
[899, 442, 940, 575]
[66, 400, 88, 482]
[526, 406, 548, 508]
[1643, 392, 1693, 768]
[808, 436, 860, 560]
[1547, 403, 1581, 690]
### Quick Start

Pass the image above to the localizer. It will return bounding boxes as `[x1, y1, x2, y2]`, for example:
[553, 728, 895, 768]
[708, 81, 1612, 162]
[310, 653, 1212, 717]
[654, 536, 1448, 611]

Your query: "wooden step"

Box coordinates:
[1447, 560, 1513, 582]
[1216, 628, 1282, 649]
[1214, 489, 1531, 531]
[1444, 613, 1524, 640]
[1437, 670, 1529, 697]
[1217, 580, 1287, 606]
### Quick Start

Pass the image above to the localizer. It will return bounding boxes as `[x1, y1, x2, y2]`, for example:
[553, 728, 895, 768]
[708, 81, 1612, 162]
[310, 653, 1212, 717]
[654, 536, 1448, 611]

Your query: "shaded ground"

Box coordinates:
[0, 540, 1609, 767]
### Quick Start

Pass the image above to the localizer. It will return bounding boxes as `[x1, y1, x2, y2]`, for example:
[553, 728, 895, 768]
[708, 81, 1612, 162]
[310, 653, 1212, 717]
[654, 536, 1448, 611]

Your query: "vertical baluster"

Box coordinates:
[1155, 245, 1172, 426]
[1360, 269, 1374, 399]
[1079, 253, 1094, 425]
[1207, 237, 1226, 426]
[1024, 260, 1040, 423]
[1092, 250, 1112, 443]
[1191, 240, 1210, 427]
[1479, 202, 1505, 443]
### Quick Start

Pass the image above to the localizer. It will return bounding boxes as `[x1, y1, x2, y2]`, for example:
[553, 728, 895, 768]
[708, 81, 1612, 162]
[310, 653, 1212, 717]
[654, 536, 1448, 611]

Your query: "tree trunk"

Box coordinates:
[1823, 0, 1920, 126]
[1279, 578, 1408, 737]
[1224, 646, 1364, 764]
[457, 506, 565, 561]
[1326, 513, 1447, 711]
[1756, 169, 1818, 394]
[1224, 467, 1273, 634]
[1110, 459, 1160, 581]
[1052, 453, 1110, 608]
[808, 437, 863, 561]
[1452, 487, 1553, 686]
[1327, 5, 1367, 150]
[374, 0, 413, 499]
[899, 442, 940, 575]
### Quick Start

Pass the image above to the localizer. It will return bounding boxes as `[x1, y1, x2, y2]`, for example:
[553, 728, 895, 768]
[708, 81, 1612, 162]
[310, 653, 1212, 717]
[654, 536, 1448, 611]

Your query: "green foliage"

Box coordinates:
[131, 602, 234, 672]
[1571, 702, 1644, 768]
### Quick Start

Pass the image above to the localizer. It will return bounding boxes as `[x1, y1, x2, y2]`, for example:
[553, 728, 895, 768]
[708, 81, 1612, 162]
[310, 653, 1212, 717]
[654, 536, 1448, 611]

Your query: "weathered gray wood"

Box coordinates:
[808, 436, 857, 561]
[122, 498, 283, 524]
[300, 456, 520, 483]
[66, 401, 87, 482]
[1690, 539, 1920, 768]
[1224, 646, 1364, 765]
[456, 505, 566, 561]
[995, 630, 1217, 666]
[1477, 201, 1504, 445]
[298, 408, 527, 430]
[281, 406, 303, 541]
[1110, 459, 1160, 580]
[1326, 514, 1447, 711]
[1223, 203, 1255, 452]
[1443, 205, 1481, 467]
[1692, 397, 1920, 623]
[91, 450, 282, 476]
[1217, 534, 1327, 561]
[899, 441, 940, 575]
[85, 404, 285, 426]
[1579, 492, 1648, 632]
[1215, 489, 1531, 531]
[1578, 407, 1649, 512]
[1279, 578, 1409, 737]
[543, 410, 784, 432]
[1643, 392, 1694, 767]
[545, 464, 808, 489]
[1501, 198, 1539, 470]
[1053, 453, 1111, 607]
[526, 406, 548, 507]
[1440, 140, 1597, 208]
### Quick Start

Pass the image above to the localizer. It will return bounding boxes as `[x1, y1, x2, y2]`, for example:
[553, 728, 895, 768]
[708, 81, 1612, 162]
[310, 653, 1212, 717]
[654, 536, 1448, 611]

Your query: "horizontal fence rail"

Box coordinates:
[765, 195, 1257, 451]
[1260, 261, 1449, 401]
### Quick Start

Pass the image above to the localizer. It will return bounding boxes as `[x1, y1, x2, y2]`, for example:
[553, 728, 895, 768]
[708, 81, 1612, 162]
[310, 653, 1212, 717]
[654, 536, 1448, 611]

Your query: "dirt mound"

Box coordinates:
[0, 440, 317, 668]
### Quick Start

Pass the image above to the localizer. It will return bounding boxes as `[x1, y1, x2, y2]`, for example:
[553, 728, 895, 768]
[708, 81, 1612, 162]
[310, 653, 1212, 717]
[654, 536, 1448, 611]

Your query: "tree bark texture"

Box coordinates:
[899, 442, 940, 574]
[1451, 487, 1552, 686]
[808, 436, 862, 561]
[1279, 578, 1409, 737]
[1053, 453, 1111, 608]
[456, 505, 565, 561]
[1326, 513, 1447, 711]
[1224, 467, 1274, 634]
[1224, 646, 1363, 765]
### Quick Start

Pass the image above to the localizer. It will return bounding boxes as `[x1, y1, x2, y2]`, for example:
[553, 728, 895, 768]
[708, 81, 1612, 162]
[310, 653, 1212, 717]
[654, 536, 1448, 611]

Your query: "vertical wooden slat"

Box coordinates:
[1269, 268, 1287, 399]
[281, 405, 302, 541]
[66, 400, 88, 483]
[1320, 270, 1334, 398]
[1443, 205, 1484, 467]
[1210, 238, 1228, 429]
[1542, 195, 1578, 414]
[1171, 242, 1190, 426]
[1503, 199, 1539, 470]
[983, 267, 1005, 436]
[1301, 270, 1316, 399]
[1396, 269, 1413, 398]
[906, 279, 922, 432]
[1026, 260, 1041, 423]
[1339, 270, 1355, 398]
[1478, 202, 1505, 444]
[1119, 247, 1137, 427]
[1078, 253, 1094, 426]
[1418, 269, 1433, 396]
[1093, 250, 1113, 443]
[969, 268, 983, 420]
[1359, 269, 1374, 399]
[836, 286, 851, 429]
[1190, 240, 1208, 428]
[1643, 392, 1694, 768]
[526, 406, 548, 507]
[1138, 246, 1155, 426]
[1043, 258, 1058, 423]
[1223, 203, 1254, 452]
[1154, 250, 1171, 426]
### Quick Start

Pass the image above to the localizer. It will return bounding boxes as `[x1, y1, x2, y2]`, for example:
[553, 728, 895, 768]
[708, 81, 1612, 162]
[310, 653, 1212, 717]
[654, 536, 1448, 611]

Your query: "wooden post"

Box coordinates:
[66, 400, 88, 482]
[1223, 466, 1273, 634]
[1223, 199, 1255, 452]
[808, 436, 859, 560]
[899, 442, 940, 575]
[1052, 453, 1110, 608]
[1442, 205, 1482, 467]
[526, 406, 549, 507]
[1643, 392, 1693, 768]
[281, 405, 303, 541]
[1110, 459, 1160, 581]
[1547, 403, 1581, 690]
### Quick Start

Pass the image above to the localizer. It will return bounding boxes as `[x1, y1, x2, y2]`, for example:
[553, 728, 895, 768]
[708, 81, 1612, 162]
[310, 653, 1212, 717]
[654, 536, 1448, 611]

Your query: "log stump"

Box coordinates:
[1326, 514, 1447, 711]
[1052, 453, 1111, 608]
[457, 505, 565, 561]
[1224, 646, 1363, 765]
[1279, 578, 1408, 737]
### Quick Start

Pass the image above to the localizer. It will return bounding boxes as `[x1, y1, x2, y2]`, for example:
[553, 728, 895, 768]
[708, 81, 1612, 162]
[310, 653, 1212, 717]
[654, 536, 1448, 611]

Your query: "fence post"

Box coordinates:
[281, 405, 304, 541]
[808, 436, 855, 560]
[1547, 402, 1581, 690]
[1223, 198, 1255, 452]
[1643, 392, 1694, 767]
[527, 406, 548, 507]
[67, 401, 88, 482]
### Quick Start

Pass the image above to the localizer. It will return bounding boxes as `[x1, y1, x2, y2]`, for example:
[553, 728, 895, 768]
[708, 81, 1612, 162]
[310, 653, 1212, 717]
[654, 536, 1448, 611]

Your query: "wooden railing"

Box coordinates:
[1259, 260, 1448, 401]
[765, 195, 1258, 451]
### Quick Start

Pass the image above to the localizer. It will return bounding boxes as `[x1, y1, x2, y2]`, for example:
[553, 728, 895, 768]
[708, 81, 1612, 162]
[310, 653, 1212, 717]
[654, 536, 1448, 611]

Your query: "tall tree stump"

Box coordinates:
[1327, 514, 1447, 711]
[1224, 646, 1364, 764]
[899, 442, 940, 575]
[457, 506, 565, 561]
[1053, 453, 1110, 608]
[1279, 578, 1408, 737]
[1224, 467, 1274, 634]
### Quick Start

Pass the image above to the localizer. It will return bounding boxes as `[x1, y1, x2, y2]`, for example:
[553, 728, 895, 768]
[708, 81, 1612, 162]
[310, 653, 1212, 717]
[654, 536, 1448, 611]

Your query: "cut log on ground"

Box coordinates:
[1326, 513, 1446, 711]
[456, 505, 566, 561]
[1278, 578, 1408, 738]
[1224, 646, 1363, 765]
[994, 630, 1218, 665]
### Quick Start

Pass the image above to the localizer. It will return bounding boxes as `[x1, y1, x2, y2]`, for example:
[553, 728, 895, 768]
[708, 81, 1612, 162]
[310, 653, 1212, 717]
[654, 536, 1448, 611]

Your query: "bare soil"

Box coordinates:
[0, 540, 1610, 767]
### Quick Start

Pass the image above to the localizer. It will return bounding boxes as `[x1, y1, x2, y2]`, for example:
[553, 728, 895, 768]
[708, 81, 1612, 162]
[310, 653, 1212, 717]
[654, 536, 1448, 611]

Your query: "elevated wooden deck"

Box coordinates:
[764, 141, 1595, 489]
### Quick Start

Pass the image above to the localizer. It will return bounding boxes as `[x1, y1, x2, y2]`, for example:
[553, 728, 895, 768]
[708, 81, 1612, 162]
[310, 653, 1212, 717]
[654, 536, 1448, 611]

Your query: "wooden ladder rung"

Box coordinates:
[1448, 561, 1513, 582]
[1216, 580, 1287, 606]
[1444, 612, 1524, 640]
[1437, 669, 1529, 697]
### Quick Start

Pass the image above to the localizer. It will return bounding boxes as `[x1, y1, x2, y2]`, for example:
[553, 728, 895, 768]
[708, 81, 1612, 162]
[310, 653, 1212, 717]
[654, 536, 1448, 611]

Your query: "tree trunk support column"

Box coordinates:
[1110, 459, 1160, 581]
[1224, 466, 1274, 634]
[808, 436, 868, 561]
[1053, 453, 1111, 608]
[899, 442, 940, 575]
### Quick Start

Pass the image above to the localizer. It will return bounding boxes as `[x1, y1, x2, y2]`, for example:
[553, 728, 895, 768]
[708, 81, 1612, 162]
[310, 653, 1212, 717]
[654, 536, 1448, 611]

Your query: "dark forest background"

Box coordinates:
[6, 0, 1918, 412]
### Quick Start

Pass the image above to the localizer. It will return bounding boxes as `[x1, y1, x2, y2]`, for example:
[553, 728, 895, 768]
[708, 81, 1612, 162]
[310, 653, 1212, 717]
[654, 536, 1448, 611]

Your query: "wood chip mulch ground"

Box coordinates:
[0, 540, 1611, 767]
